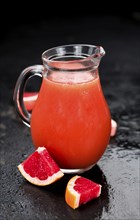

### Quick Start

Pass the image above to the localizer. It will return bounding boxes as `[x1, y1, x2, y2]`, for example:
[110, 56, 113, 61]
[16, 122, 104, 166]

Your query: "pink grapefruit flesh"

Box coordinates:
[18, 147, 64, 186]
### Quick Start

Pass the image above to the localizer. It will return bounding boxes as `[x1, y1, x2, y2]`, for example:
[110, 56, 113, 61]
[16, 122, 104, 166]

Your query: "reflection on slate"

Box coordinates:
[20, 166, 109, 220]
[0, 12, 140, 220]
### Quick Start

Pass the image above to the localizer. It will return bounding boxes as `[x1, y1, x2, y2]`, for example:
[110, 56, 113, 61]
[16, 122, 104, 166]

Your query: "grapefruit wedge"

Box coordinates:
[18, 147, 64, 186]
[111, 119, 117, 137]
[23, 92, 38, 111]
[65, 175, 101, 209]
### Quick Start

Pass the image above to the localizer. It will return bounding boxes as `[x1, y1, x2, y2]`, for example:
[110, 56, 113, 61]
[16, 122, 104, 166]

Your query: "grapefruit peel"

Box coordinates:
[111, 119, 117, 137]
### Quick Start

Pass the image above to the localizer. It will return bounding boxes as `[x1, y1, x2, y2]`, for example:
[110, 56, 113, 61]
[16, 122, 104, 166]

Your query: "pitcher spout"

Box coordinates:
[98, 46, 105, 57]
[90, 46, 105, 69]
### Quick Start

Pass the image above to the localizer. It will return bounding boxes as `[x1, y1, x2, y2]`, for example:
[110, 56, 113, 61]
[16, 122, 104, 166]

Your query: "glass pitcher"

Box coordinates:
[13, 44, 111, 174]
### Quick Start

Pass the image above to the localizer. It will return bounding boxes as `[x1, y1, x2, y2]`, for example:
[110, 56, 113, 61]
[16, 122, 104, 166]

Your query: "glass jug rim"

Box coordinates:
[42, 44, 105, 62]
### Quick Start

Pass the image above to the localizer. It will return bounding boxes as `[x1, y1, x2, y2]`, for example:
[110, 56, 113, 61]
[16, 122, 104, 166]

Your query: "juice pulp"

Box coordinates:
[31, 72, 111, 169]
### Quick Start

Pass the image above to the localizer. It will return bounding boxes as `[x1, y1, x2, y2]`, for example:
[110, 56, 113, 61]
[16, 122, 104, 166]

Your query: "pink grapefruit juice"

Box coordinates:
[31, 71, 111, 169]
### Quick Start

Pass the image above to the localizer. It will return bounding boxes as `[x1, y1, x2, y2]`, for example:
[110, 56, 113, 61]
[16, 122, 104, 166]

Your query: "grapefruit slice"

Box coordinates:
[65, 175, 101, 209]
[111, 119, 117, 137]
[23, 92, 38, 111]
[18, 147, 64, 186]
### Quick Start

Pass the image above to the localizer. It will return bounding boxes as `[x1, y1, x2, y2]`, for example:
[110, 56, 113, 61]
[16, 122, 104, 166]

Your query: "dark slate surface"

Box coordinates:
[0, 13, 140, 220]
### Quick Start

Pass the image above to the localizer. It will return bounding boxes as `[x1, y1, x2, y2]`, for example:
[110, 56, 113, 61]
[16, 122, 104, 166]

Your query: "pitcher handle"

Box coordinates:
[13, 65, 44, 127]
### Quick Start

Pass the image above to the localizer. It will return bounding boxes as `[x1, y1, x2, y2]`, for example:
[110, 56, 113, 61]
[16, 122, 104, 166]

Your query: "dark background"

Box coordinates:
[0, 8, 140, 220]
